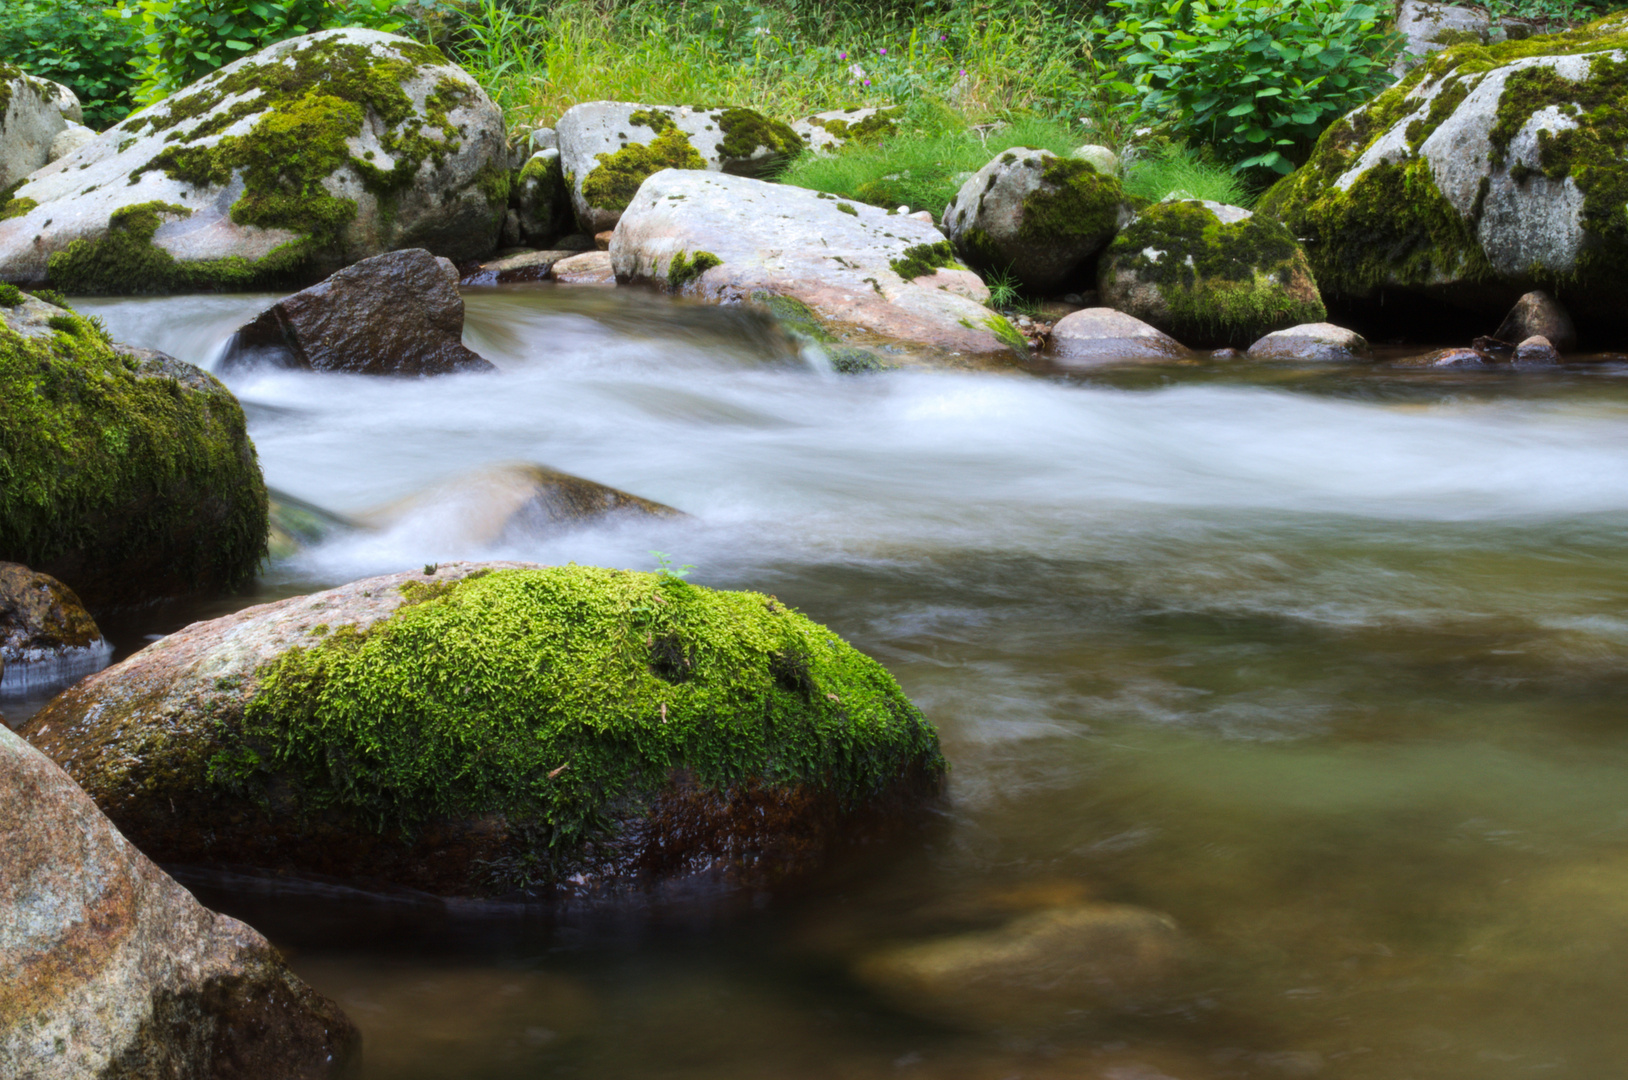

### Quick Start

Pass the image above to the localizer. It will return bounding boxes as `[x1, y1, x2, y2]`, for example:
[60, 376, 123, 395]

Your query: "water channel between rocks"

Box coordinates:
[20, 283, 1628, 1079]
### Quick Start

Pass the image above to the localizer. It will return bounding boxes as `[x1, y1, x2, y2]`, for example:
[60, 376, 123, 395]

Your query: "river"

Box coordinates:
[22, 283, 1628, 1079]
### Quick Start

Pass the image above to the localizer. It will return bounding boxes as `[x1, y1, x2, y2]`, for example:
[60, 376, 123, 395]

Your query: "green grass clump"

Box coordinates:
[1122, 144, 1256, 207]
[228, 566, 946, 875]
[778, 114, 1080, 213]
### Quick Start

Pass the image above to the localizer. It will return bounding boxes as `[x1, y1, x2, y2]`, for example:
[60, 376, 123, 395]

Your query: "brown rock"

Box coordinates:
[1049, 307, 1189, 367]
[220, 248, 495, 375]
[0, 563, 108, 699]
[594, 229, 615, 250]
[1514, 334, 1561, 365]
[0, 723, 357, 1078]
[1246, 321, 1371, 362]
[551, 250, 617, 285]
[1495, 290, 1576, 353]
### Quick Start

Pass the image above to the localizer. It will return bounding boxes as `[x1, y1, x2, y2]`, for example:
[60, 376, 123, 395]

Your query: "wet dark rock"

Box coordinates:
[1247, 322, 1371, 362]
[853, 903, 1184, 1030]
[1496, 291, 1577, 352]
[1211, 347, 1244, 359]
[0, 723, 358, 1078]
[220, 248, 495, 376]
[1049, 307, 1189, 367]
[1406, 347, 1495, 368]
[22, 562, 945, 899]
[0, 563, 108, 698]
[459, 248, 586, 285]
[1514, 334, 1561, 365]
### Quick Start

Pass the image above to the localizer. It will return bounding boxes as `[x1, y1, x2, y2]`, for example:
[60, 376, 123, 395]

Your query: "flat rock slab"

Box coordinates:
[0, 723, 357, 1079]
[552, 249, 616, 285]
[221, 248, 494, 375]
[611, 169, 1013, 359]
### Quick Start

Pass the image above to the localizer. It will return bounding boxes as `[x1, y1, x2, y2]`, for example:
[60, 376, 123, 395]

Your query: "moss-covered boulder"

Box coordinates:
[943, 148, 1125, 292]
[0, 29, 507, 293]
[1097, 199, 1326, 348]
[21, 562, 946, 898]
[612, 169, 1018, 361]
[0, 291, 268, 608]
[557, 101, 804, 232]
[1257, 14, 1628, 330]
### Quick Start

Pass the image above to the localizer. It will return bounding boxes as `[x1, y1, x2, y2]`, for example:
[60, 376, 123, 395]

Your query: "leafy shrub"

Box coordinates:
[0, 0, 141, 130]
[109, 0, 418, 105]
[1122, 142, 1256, 205]
[1098, 0, 1399, 175]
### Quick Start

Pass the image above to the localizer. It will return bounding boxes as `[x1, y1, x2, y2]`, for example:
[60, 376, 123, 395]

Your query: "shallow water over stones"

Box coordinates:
[31, 282, 1628, 1079]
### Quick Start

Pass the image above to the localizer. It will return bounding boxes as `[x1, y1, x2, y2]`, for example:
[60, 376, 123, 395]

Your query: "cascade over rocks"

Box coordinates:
[1, 66, 78, 189]
[21, 562, 946, 899]
[0, 723, 358, 1079]
[1098, 199, 1325, 348]
[612, 169, 1018, 359]
[220, 248, 494, 375]
[557, 102, 804, 232]
[0, 294, 268, 610]
[943, 147, 1126, 292]
[0, 29, 507, 293]
[1258, 14, 1628, 332]
[1048, 307, 1190, 366]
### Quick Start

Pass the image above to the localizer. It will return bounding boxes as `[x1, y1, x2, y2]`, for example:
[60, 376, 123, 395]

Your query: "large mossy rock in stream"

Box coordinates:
[219, 248, 494, 375]
[21, 562, 946, 898]
[943, 148, 1125, 292]
[0, 291, 268, 609]
[0, 723, 359, 1079]
[0, 29, 507, 293]
[1257, 14, 1628, 331]
[611, 169, 1021, 360]
[557, 101, 804, 232]
[1097, 199, 1326, 348]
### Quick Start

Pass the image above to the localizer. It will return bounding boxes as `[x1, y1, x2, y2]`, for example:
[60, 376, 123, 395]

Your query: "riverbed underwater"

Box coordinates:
[11, 283, 1628, 1079]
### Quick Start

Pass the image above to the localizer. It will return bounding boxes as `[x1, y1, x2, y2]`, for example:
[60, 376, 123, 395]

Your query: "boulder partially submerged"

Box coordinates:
[612, 169, 1020, 360]
[1048, 307, 1190, 367]
[22, 562, 945, 898]
[0, 563, 109, 699]
[0, 29, 507, 292]
[0, 722, 357, 1078]
[0, 291, 268, 609]
[220, 248, 494, 375]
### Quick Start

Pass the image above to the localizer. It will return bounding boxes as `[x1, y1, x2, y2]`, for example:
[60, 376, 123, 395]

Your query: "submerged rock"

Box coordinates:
[1258, 14, 1628, 330]
[943, 148, 1125, 291]
[853, 903, 1184, 1030]
[22, 562, 945, 898]
[557, 101, 804, 232]
[1247, 322, 1372, 361]
[0, 723, 358, 1078]
[0, 29, 506, 292]
[220, 248, 493, 376]
[0, 294, 268, 609]
[1495, 290, 1577, 352]
[1, 66, 74, 189]
[0, 563, 109, 698]
[360, 462, 683, 546]
[1514, 333, 1561, 364]
[1049, 307, 1190, 366]
[1098, 199, 1325, 348]
[612, 169, 1015, 359]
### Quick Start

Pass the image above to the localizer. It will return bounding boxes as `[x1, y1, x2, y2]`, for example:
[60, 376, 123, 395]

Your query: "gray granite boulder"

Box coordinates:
[0, 723, 357, 1079]
[790, 107, 900, 154]
[557, 101, 804, 232]
[0, 66, 73, 189]
[0, 29, 507, 292]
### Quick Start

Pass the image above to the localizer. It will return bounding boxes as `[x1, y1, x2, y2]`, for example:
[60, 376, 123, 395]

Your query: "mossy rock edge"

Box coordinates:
[22, 563, 947, 899]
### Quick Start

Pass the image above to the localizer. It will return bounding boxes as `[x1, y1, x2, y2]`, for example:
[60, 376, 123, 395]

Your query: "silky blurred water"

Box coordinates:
[57, 285, 1628, 1080]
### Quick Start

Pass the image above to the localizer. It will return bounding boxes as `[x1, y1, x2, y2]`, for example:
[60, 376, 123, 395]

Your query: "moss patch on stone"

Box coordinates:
[47, 201, 292, 295]
[2, 196, 37, 221]
[221, 566, 944, 875]
[982, 313, 1028, 351]
[1018, 156, 1123, 245]
[0, 283, 21, 307]
[890, 241, 962, 280]
[819, 107, 902, 146]
[0, 303, 268, 602]
[666, 249, 722, 289]
[714, 107, 803, 161]
[582, 126, 705, 214]
[1103, 201, 1326, 345]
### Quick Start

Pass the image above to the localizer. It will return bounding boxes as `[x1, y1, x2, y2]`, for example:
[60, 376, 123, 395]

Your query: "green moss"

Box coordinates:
[982, 313, 1028, 351]
[751, 290, 835, 342]
[889, 241, 962, 280]
[667, 249, 722, 289]
[1, 197, 37, 221]
[818, 107, 901, 146]
[836, 201, 859, 215]
[46, 201, 288, 295]
[582, 126, 705, 214]
[224, 566, 943, 875]
[828, 347, 891, 373]
[28, 288, 71, 309]
[0, 284, 22, 307]
[628, 108, 676, 132]
[1018, 156, 1123, 245]
[1102, 201, 1326, 345]
[82, 34, 485, 291]
[1431, 28, 1483, 46]
[713, 107, 803, 161]
[0, 306, 268, 600]
[519, 153, 559, 185]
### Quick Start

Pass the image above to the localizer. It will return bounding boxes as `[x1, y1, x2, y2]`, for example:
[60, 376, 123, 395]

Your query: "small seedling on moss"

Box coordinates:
[423, 563, 438, 575]
[651, 551, 694, 581]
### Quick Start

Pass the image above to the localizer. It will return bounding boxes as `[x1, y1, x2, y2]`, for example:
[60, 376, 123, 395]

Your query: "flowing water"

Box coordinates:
[27, 284, 1628, 1079]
